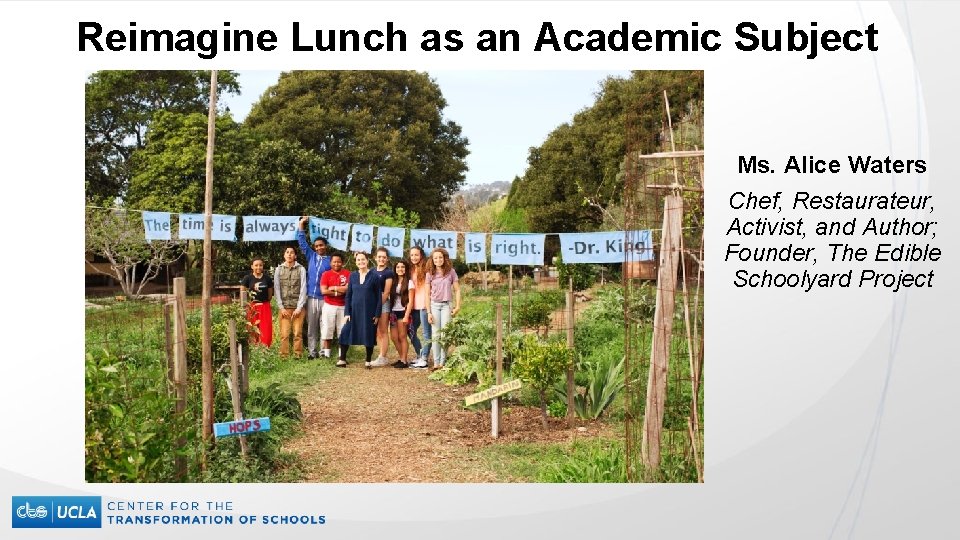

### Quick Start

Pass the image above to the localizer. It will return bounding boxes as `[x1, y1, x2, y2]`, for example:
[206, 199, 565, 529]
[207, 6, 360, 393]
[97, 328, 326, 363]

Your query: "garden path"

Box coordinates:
[282, 361, 604, 482]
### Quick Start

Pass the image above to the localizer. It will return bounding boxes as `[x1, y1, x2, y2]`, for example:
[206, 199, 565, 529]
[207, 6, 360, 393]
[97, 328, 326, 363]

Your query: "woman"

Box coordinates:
[388, 260, 416, 368]
[426, 248, 461, 371]
[407, 246, 431, 369]
[338, 252, 382, 368]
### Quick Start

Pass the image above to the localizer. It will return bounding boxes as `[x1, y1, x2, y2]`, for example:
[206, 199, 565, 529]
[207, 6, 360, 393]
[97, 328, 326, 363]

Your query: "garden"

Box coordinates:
[84, 272, 703, 483]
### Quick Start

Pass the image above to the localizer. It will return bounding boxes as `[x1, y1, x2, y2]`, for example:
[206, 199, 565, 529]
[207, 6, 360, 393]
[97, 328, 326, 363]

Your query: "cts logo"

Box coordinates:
[16, 502, 47, 519]
[11, 496, 101, 528]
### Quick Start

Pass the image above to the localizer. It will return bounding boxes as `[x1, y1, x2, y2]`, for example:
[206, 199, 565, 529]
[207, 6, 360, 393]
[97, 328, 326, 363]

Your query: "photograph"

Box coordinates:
[84, 69, 705, 483]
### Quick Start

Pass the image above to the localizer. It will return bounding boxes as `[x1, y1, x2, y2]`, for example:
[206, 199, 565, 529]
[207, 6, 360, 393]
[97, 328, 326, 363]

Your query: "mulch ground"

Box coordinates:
[283, 361, 609, 482]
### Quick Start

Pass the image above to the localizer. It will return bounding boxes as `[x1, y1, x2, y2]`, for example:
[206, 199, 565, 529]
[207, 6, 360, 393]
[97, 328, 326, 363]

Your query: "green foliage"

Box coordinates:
[185, 303, 249, 365]
[507, 71, 704, 233]
[509, 334, 571, 425]
[538, 440, 627, 483]
[429, 305, 496, 387]
[126, 111, 255, 213]
[246, 70, 468, 225]
[556, 355, 624, 420]
[244, 383, 303, 422]
[85, 348, 193, 482]
[514, 290, 562, 332]
[546, 399, 567, 418]
[85, 70, 239, 202]
[556, 253, 597, 292]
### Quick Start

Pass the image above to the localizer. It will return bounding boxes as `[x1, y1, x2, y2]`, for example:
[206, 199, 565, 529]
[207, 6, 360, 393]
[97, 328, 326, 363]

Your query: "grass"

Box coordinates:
[473, 437, 625, 482]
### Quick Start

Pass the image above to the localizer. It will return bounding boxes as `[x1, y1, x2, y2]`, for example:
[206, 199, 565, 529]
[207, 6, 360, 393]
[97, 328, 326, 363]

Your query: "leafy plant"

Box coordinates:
[85, 348, 193, 482]
[514, 293, 553, 334]
[538, 440, 627, 483]
[430, 307, 496, 387]
[509, 334, 571, 427]
[556, 252, 597, 292]
[555, 355, 624, 419]
[186, 302, 249, 365]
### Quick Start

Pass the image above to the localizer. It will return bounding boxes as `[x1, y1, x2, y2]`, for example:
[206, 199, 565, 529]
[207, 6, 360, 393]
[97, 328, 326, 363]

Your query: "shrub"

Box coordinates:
[555, 354, 624, 419]
[85, 348, 194, 482]
[430, 306, 496, 387]
[514, 293, 554, 333]
[509, 334, 571, 427]
[556, 253, 597, 292]
[186, 303, 249, 366]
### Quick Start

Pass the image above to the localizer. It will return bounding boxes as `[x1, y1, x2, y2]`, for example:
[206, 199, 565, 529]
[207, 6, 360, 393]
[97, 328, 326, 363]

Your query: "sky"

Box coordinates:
[222, 70, 631, 186]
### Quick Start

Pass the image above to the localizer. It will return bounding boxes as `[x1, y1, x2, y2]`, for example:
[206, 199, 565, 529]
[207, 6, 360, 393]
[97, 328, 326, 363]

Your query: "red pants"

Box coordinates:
[247, 302, 273, 347]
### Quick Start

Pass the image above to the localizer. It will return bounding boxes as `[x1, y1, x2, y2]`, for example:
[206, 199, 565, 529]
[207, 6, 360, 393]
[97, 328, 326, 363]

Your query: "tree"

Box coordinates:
[125, 111, 254, 214]
[85, 208, 183, 298]
[245, 70, 469, 224]
[85, 70, 239, 202]
[507, 71, 704, 233]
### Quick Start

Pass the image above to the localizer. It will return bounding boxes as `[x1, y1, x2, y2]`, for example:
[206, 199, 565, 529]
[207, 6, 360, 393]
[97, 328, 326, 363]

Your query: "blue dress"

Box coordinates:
[342, 270, 381, 347]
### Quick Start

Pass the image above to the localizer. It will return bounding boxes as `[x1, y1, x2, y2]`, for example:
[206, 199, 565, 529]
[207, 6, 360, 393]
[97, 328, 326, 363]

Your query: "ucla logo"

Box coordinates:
[11, 496, 101, 528]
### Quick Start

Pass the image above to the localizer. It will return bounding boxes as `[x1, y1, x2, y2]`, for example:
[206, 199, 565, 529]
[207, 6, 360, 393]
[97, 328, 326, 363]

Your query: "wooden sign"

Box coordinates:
[465, 379, 522, 406]
[213, 417, 271, 438]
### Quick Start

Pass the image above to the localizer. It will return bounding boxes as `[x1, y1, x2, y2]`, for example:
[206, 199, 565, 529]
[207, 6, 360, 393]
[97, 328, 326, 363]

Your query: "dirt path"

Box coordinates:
[283, 361, 607, 482]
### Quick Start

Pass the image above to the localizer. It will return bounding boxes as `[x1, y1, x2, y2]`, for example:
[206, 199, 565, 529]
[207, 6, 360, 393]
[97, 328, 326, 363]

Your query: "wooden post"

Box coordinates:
[163, 301, 174, 390]
[172, 277, 188, 479]
[641, 193, 683, 474]
[507, 265, 514, 336]
[492, 303, 504, 438]
[200, 70, 219, 448]
[238, 290, 250, 397]
[565, 278, 575, 422]
[228, 320, 249, 458]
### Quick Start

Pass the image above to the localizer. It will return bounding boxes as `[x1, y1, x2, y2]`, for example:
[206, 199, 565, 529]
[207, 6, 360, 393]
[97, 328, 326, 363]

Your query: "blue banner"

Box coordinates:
[409, 229, 458, 259]
[310, 217, 351, 251]
[242, 215, 299, 241]
[490, 234, 545, 266]
[178, 214, 236, 241]
[142, 211, 171, 241]
[558, 230, 654, 263]
[465, 233, 486, 264]
[350, 223, 374, 253]
[377, 226, 406, 258]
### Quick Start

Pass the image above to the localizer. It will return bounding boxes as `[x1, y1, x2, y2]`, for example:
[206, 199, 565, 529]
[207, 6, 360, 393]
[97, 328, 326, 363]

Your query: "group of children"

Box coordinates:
[240, 216, 462, 371]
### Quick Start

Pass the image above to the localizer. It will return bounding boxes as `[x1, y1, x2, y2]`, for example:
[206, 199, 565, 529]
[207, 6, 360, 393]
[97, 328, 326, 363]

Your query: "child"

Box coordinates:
[426, 248, 461, 370]
[388, 260, 416, 368]
[240, 258, 274, 347]
[319, 253, 351, 359]
[370, 247, 395, 367]
[407, 246, 431, 369]
[274, 247, 306, 357]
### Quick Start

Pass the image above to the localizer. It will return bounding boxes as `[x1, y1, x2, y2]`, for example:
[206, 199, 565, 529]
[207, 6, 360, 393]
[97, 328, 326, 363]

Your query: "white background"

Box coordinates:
[1, 1, 957, 538]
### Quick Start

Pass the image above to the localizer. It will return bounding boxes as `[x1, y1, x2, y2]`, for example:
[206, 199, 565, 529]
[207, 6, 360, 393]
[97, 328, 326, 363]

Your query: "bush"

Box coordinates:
[85, 348, 194, 482]
[555, 354, 624, 419]
[514, 291, 561, 333]
[186, 303, 249, 365]
[509, 334, 571, 427]
[430, 306, 496, 387]
[556, 253, 597, 292]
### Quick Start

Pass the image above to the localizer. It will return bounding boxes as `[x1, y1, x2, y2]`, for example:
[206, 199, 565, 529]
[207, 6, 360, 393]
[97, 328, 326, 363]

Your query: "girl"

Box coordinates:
[338, 252, 382, 368]
[371, 247, 395, 367]
[240, 258, 274, 347]
[388, 260, 416, 368]
[426, 248, 461, 370]
[407, 246, 431, 369]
